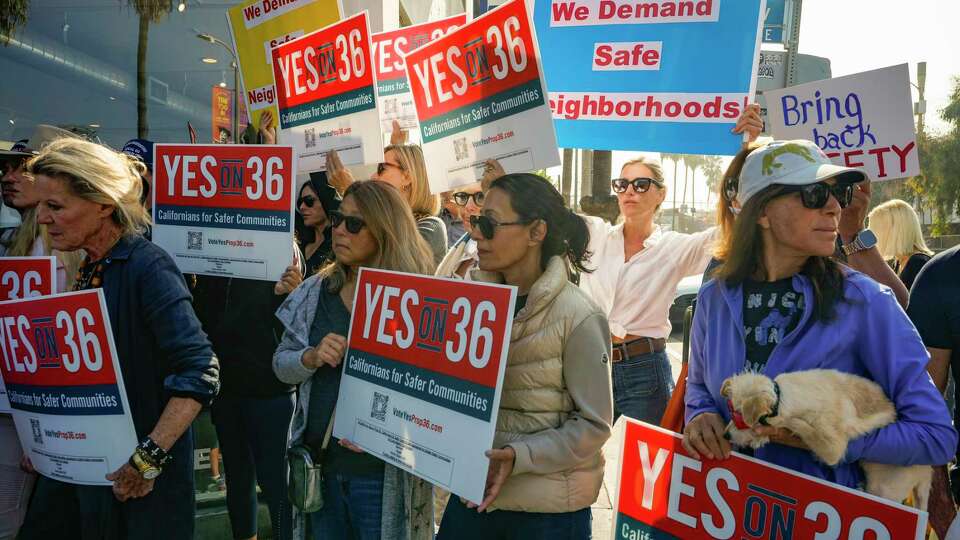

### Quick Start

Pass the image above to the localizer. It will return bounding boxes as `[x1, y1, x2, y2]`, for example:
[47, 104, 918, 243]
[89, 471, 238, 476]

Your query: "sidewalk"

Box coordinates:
[591, 340, 684, 539]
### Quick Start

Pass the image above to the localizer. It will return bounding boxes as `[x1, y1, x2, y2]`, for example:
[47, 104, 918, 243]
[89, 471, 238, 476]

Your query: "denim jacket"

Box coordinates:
[686, 269, 957, 488]
[94, 234, 219, 537]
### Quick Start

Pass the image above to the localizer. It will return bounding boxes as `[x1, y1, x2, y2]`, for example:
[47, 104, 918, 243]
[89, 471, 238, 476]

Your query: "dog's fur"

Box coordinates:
[721, 370, 932, 510]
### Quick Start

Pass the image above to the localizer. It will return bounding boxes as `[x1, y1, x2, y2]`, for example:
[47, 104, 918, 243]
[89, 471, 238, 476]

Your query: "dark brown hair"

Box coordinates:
[714, 184, 845, 322]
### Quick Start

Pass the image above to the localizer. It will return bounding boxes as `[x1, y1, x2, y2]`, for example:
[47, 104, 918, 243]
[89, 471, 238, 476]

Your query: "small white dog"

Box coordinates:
[721, 369, 932, 510]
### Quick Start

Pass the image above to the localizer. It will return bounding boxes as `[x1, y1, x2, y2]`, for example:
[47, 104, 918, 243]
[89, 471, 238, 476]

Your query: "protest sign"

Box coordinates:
[332, 268, 516, 504]
[212, 86, 234, 143]
[405, 0, 559, 193]
[765, 64, 920, 182]
[272, 11, 382, 173]
[372, 14, 466, 141]
[226, 0, 343, 132]
[533, 0, 765, 155]
[0, 256, 56, 413]
[613, 419, 927, 540]
[0, 290, 138, 485]
[152, 144, 296, 282]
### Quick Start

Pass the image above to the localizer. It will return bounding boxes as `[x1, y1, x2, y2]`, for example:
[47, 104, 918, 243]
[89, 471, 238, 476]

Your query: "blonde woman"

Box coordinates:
[20, 138, 219, 539]
[273, 180, 435, 540]
[326, 145, 447, 266]
[578, 155, 717, 425]
[869, 199, 934, 290]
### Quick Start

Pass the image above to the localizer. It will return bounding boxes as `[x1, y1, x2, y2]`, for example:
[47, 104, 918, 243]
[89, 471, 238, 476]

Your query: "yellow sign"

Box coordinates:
[226, 0, 343, 130]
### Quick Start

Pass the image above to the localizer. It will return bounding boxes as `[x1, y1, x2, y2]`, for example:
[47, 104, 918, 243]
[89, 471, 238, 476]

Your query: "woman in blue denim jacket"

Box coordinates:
[20, 138, 219, 539]
[683, 140, 956, 489]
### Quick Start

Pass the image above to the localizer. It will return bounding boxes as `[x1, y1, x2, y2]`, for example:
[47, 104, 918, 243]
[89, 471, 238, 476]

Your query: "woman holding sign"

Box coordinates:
[273, 180, 435, 540]
[683, 140, 956, 488]
[326, 142, 447, 267]
[20, 138, 220, 539]
[436, 173, 613, 539]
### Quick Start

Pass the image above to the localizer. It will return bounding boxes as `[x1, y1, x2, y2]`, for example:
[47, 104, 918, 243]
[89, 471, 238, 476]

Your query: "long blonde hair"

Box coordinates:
[384, 144, 440, 219]
[320, 180, 434, 292]
[868, 199, 932, 261]
[4, 197, 83, 290]
[27, 138, 151, 235]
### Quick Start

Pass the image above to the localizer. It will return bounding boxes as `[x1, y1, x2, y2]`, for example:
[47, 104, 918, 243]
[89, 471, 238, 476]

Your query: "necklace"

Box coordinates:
[74, 259, 106, 291]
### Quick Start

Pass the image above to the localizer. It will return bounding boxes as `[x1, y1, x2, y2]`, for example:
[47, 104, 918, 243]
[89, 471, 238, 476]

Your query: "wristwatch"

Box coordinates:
[841, 229, 878, 256]
[129, 447, 162, 480]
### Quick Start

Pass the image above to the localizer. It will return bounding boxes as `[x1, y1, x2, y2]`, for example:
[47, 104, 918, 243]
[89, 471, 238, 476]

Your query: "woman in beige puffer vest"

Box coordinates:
[436, 173, 613, 540]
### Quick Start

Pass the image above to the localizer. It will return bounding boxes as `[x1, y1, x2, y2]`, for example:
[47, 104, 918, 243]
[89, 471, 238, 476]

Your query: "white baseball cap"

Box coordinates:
[737, 139, 866, 207]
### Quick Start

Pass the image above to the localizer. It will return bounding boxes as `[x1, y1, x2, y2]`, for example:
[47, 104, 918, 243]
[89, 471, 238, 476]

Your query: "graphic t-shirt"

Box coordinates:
[742, 278, 805, 372]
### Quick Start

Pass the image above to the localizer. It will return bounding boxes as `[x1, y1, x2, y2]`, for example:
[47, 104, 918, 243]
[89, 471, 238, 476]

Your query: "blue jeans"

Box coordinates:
[211, 393, 295, 540]
[436, 495, 591, 540]
[612, 349, 674, 425]
[308, 473, 383, 540]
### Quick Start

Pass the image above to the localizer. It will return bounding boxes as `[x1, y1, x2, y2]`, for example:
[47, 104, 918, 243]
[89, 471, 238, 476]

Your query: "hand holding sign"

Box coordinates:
[472, 446, 515, 512]
[303, 333, 347, 369]
[106, 462, 154, 502]
[325, 149, 354, 194]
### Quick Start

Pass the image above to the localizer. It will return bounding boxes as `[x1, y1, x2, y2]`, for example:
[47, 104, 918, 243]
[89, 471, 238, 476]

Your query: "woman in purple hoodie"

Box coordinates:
[683, 140, 956, 488]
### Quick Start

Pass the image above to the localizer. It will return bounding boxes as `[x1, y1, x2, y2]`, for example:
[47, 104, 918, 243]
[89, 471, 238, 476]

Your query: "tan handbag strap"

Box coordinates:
[320, 409, 335, 451]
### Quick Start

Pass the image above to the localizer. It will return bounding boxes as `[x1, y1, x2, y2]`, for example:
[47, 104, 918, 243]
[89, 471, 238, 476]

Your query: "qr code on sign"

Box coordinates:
[31, 418, 42, 445]
[384, 98, 399, 116]
[305, 128, 317, 148]
[187, 231, 202, 250]
[370, 392, 389, 422]
[453, 137, 469, 161]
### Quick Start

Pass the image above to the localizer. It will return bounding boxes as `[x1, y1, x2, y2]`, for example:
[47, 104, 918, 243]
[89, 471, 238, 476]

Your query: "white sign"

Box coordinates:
[765, 64, 920, 181]
[332, 269, 516, 504]
[405, 0, 560, 193]
[0, 290, 138, 485]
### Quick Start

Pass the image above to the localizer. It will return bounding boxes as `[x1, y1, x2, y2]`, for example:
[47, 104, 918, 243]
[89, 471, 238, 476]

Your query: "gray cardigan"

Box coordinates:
[273, 274, 433, 540]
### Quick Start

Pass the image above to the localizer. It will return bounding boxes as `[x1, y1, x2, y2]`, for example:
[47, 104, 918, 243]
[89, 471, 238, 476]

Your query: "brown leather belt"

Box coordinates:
[611, 337, 667, 363]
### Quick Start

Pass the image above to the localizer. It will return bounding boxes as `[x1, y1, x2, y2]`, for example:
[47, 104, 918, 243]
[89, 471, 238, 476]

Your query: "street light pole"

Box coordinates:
[197, 33, 241, 143]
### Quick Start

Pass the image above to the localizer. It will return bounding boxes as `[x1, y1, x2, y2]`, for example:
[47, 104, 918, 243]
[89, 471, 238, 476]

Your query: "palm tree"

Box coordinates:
[129, 0, 174, 138]
[661, 153, 682, 229]
[561, 148, 574, 206]
[0, 1, 29, 45]
[701, 155, 724, 206]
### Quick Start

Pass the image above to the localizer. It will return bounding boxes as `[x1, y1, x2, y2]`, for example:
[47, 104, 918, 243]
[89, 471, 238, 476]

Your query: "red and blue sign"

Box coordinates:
[615, 420, 926, 540]
[346, 269, 515, 422]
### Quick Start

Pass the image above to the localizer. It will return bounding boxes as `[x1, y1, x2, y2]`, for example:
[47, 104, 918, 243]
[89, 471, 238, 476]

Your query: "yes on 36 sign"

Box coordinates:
[0, 290, 137, 485]
[371, 14, 466, 138]
[333, 268, 516, 504]
[614, 420, 927, 540]
[405, 0, 560, 193]
[272, 11, 382, 173]
[152, 144, 296, 282]
[0, 256, 56, 412]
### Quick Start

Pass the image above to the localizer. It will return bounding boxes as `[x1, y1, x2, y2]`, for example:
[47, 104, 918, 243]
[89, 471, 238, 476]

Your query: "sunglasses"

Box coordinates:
[329, 210, 366, 234]
[779, 181, 854, 209]
[297, 195, 317, 210]
[469, 214, 534, 240]
[452, 191, 485, 207]
[376, 161, 404, 176]
[611, 177, 664, 194]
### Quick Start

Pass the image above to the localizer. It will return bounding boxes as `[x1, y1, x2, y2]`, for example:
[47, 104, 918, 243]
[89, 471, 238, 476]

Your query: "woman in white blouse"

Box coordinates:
[578, 106, 763, 425]
[579, 157, 715, 424]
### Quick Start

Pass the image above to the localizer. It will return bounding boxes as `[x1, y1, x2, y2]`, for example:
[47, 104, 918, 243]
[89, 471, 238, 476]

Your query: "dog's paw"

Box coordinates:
[748, 436, 770, 450]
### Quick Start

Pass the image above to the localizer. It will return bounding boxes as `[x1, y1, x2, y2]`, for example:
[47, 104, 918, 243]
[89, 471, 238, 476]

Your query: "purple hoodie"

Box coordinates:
[685, 269, 957, 488]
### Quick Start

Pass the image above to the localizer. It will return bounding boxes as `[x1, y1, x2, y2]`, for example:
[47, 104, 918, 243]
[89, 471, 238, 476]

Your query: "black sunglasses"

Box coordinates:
[376, 161, 404, 176]
[611, 177, 664, 194]
[779, 181, 854, 209]
[297, 195, 317, 210]
[452, 191, 485, 207]
[329, 210, 366, 234]
[469, 214, 534, 240]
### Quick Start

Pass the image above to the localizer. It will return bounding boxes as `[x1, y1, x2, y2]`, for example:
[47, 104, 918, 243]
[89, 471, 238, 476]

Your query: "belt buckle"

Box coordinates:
[613, 342, 628, 363]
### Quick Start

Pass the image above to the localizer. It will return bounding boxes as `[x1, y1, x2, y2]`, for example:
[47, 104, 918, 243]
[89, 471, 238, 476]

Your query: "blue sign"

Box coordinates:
[763, 0, 785, 43]
[533, 0, 764, 155]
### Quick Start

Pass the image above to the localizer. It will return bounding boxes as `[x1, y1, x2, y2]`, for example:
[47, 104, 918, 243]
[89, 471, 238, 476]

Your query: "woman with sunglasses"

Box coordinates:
[436, 183, 485, 279]
[683, 139, 956, 489]
[326, 144, 447, 267]
[295, 172, 341, 276]
[273, 180, 436, 540]
[436, 173, 613, 540]
[577, 155, 720, 426]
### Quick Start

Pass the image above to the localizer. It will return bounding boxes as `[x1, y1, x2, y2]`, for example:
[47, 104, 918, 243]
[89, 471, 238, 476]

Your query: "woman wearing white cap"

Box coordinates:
[683, 139, 956, 490]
